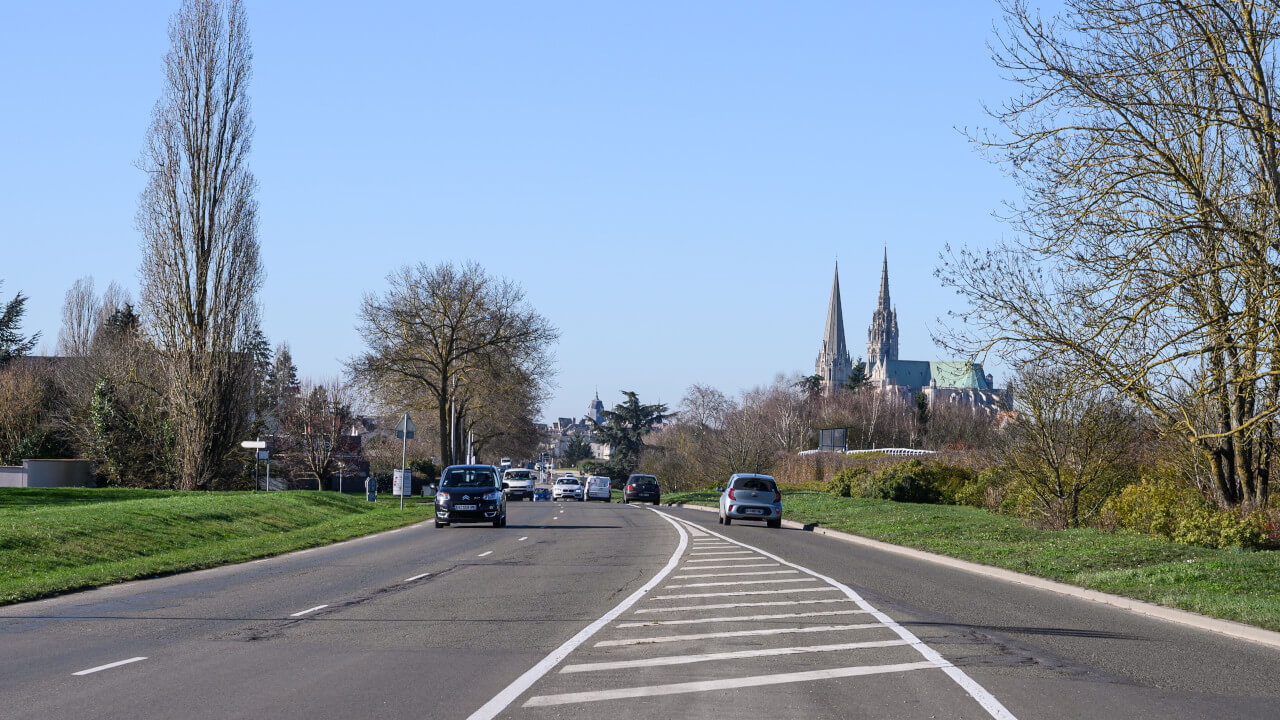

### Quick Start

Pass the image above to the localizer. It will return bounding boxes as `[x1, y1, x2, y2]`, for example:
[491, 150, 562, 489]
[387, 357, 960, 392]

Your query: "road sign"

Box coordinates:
[241, 440, 267, 449]
[256, 450, 269, 460]
[393, 469, 412, 496]
[395, 414, 416, 439]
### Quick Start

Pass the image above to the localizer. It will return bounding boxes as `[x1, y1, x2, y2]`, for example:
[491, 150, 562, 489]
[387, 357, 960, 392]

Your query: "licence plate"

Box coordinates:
[454, 504, 477, 511]
[745, 508, 765, 515]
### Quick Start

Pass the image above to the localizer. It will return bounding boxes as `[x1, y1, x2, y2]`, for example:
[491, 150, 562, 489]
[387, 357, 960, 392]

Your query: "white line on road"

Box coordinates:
[673, 569, 798, 579]
[616, 608, 872, 627]
[525, 661, 938, 706]
[72, 657, 148, 676]
[665, 578, 817, 589]
[674, 562, 778, 570]
[659, 512, 1020, 720]
[653, 586, 841, 600]
[634, 597, 853, 614]
[478, 551, 493, 557]
[518, 536, 528, 541]
[685, 557, 762, 563]
[289, 604, 328, 617]
[404, 573, 431, 582]
[560, 638, 910, 673]
[463, 507, 691, 720]
[594, 622, 881, 647]
[688, 550, 755, 556]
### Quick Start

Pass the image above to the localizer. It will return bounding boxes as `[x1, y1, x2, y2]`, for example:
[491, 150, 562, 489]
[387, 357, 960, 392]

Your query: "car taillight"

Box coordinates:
[627, 484, 634, 491]
[728, 489, 737, 500]
[773, 490, 782, 503]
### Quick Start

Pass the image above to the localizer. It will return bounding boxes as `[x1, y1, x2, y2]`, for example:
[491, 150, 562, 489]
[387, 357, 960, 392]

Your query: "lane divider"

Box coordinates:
[289, 604, 328, 617]
[72, 657, 147, 676]
[405, 573, 431, 583]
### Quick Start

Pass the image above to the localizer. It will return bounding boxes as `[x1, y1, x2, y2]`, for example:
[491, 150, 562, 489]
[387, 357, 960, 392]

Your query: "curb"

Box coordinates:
[667, 502, 1280, 651]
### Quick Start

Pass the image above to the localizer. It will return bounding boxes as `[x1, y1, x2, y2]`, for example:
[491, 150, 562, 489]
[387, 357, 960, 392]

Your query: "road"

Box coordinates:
[0, 500, 1277, 719]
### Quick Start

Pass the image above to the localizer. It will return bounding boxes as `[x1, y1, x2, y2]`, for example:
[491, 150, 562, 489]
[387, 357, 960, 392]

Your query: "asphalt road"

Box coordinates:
[0, 499, 1276, 720]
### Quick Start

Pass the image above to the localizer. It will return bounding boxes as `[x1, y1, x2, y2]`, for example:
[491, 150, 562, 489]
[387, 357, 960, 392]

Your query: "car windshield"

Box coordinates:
[506, 471, 530, 480]
[558, 478, 579, 485]
[441, 469, 497, 487]
[734, 478, 776, 492]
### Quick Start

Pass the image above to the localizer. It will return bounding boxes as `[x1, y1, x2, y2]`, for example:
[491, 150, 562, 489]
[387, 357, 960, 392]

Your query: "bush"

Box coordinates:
[1108, 477, 1266, 549]
[860, 460, 941, 503]
[826, 468, 869, 497]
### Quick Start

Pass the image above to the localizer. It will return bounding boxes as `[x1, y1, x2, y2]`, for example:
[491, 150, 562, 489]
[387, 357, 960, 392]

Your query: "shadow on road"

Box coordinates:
[902, 620, 1149, 641]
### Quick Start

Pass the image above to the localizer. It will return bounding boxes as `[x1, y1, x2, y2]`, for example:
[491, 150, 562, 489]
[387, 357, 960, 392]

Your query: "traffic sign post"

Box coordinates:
[393, 468, 412, 510]
[241, 439, 267, 491]
[395, 414, 416, 510]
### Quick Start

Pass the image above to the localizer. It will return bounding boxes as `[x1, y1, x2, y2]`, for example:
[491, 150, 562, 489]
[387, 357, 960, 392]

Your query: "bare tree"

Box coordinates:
[279, 378, 356, 489]
[57, 278, 129, 357]
[350, 261, 557, 466]
[943, 0, 1280, 507]
[137, 0, 263, 489]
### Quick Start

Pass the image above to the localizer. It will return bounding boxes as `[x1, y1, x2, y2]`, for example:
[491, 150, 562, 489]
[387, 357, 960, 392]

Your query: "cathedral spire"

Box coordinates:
[868, 250, 899, 367]
[877, 247, 890, 310]
[816, 263, 852, 394]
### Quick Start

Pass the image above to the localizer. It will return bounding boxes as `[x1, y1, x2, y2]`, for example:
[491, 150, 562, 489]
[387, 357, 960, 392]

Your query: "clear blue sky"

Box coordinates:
[1, 1, 1025, 422]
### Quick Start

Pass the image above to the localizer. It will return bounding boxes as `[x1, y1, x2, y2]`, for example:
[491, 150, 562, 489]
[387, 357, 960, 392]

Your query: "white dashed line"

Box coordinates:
[405, 573, 431, 582]
[665, 578, 817, 589]
[518, 536, 528, 541]
[615, 608, 872, 627]
[594, 622, 881, 647]
[525, 661, 937, 706]
[478, 551, 493, 557]
[560, 638, 910, 673]
[672, 569, 799, 579]
[633, 597, 854, 614]
[289, 605, 328, 617]
[652, 586, 841, 600]
[72, 657, 148, 676]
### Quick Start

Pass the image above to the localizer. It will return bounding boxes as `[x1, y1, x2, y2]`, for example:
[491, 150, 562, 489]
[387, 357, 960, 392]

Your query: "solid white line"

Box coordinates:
[666, 578, 816, 589]
[478, 551, 493, 557]
[673, 570, 798, 579]
[404, 573, 431, 582]
[463, 507, 690, 720]
[653, 587, 840, 600]
[686, 557, 762, 563]
[594, 622, 881, 647]
[518, 536, 528, 541]
[657, 511, 1020, 720]
[560, 639, 911, 673]
[72, 657, 148, 676]
[675, 562, 779, 570]
[525, 661, 937, 706]
[689, 550, 755, 556]
[634, 598, 853, 614]
[289, 604, 328, 617]
[616, 608, 871, 627]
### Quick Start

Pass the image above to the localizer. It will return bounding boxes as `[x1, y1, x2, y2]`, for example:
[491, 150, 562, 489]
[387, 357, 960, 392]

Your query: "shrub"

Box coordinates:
[860, 460, 941, 503]
[826, 468, 869, 497]
[1108, 477, 1266, 549]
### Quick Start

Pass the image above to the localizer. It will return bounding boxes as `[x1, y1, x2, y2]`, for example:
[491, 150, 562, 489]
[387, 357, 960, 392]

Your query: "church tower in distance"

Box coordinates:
[867, 249, 899, 374]
[816, 263, 853, 394]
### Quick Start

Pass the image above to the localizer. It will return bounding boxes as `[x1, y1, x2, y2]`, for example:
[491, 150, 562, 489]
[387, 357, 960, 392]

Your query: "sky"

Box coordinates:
[0, 1, 1027, 422]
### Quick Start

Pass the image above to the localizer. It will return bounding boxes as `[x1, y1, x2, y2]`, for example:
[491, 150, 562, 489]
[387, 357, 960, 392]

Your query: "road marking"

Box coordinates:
[518, 536, 528, 541]
[525, 661, 938, 706]
[290, 605, 328, 617]
[659, 511, 1020, 720]
[594, 622, 881, 647]
[685, 557, 762, 563]
[464, 507, 691, 720]
[653, 586, 841, 600]
[673, 569, 798, 579]
[675, 562, 779, 570]
[404, 573, 431, 582]
[560, 638, 911, 673]
[689, 550, 755, 556]
[478, 551, 493, 557]
[72, 657, 148, 676]
[616, 608, 872, 627]
[665, 578, 817, 589]
[634, 597, 854, 614]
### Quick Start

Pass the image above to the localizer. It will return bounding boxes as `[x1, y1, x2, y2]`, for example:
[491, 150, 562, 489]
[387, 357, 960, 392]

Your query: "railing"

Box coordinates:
[797, 448, 936, 457]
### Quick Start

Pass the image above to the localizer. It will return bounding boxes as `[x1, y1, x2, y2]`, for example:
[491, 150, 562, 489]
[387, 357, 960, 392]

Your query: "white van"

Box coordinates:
[585, 476, 612, 502]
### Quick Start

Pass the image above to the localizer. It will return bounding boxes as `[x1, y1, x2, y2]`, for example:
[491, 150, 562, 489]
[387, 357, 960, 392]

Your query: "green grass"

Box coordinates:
[665, 490, 1280, 631]
[0, 488, 435, 605]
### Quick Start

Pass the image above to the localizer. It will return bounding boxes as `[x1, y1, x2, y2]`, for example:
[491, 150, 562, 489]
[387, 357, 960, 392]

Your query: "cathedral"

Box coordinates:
[815, 252, 1008, 415]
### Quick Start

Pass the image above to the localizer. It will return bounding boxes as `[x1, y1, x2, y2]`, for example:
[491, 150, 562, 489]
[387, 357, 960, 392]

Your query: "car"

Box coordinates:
[502, 468, 535, 501]
[552, 475, 584, 501]
[622, 475, 661, 505]
[584, 475, 611, 502]
[532, 487, 551, 502]
[718, 473, 782, 528]
[434, 465, 507, 528]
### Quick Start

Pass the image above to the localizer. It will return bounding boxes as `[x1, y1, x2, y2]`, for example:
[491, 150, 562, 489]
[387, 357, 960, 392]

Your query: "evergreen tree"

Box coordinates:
[589, 391, 670, 480]
[0, 282, 39, 366]
[266, 343, 301, 418]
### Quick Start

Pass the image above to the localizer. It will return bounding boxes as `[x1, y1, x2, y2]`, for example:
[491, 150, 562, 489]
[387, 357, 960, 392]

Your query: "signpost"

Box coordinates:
[241, 440, 267, 491]
[394, 414, 415, 510]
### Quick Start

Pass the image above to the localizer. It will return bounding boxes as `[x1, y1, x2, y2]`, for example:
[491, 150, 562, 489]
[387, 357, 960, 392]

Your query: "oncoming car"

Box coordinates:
[552, 476, 584, 501]
[502, 468, 535, 501]
[718, 473, 782, 528]
[532, 487, 551, 502]
[435, 465, 507, 528]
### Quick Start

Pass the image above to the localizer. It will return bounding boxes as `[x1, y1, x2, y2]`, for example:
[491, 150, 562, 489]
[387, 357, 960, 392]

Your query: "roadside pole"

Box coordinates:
[395, 413, 416, 511]
[240, 439, 267, 492]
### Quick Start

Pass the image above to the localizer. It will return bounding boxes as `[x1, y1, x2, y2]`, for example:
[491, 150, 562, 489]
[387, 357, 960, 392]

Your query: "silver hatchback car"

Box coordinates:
[717, 473, 782, 528]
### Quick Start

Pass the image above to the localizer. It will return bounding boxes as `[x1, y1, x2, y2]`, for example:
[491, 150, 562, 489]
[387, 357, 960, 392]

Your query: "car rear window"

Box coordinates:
[733, 478, 777, 492]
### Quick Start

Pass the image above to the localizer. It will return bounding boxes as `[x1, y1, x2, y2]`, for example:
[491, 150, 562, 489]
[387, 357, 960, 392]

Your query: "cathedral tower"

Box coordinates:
[815, 263, 853, 394]
[866, 249, 899, 373]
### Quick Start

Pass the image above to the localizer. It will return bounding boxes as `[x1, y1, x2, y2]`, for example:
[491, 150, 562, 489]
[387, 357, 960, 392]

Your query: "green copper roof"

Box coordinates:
[879, 360, 991, 389]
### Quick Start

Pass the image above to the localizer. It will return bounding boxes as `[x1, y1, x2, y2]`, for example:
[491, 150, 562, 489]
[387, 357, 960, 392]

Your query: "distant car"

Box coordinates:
[552, 476, 584, 501]
[718, 473, 782, 528]
[434, 465, 507, 528]
[623, 475, 661, 505]
[584, 476, 611, 502]
[503, 468, 535, 501]
[532, 487, 551, 502]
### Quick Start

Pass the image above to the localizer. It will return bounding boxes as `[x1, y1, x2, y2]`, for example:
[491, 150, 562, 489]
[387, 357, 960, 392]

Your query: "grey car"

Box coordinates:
[717, 473, 782, 528]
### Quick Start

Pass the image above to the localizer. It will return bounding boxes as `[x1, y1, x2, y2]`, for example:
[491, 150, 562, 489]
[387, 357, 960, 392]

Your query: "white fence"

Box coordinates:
[798, 448, 936, 457]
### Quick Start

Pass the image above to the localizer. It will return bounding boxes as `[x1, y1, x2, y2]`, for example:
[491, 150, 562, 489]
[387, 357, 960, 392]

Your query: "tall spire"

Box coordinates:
[877, 247, 890, 309]
[816, 263, 853, 394]
[867, 249, 899, 367]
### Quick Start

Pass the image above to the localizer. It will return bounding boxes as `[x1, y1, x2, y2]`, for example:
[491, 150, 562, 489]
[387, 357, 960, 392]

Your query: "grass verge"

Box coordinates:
[665, 490, 1280, 632]
[0, 488, 434, 605]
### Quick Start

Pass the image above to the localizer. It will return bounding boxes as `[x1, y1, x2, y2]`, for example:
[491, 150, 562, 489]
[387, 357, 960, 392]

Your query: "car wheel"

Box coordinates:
[767, 518, 781, 529]
[435, 520, 447, 528]
[723, 516, 732, 526]
[622, 497, 629, 504]
[652, 499, 659, 506]
[717, 514, 723, 525]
